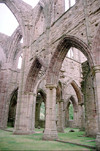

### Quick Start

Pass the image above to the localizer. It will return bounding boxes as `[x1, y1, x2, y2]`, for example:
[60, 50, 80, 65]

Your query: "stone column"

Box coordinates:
[43, 84, 58, 140]
[95, 66, 100, 150]
[57, 100, 64, 132]
[14, 92, 35, 134]
[78, 104, 85, 130]
[0, 63, 15, 129]
[64, 104, 69, 127]
[74, 110, 78, 128]
[84, 69, 98, 137]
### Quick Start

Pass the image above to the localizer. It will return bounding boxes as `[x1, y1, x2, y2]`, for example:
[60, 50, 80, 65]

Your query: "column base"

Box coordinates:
[57, 127, 64, 133]
[42, 129, 58, 140]
[96, 133, 100, 150]
[13, 130, 35, 135]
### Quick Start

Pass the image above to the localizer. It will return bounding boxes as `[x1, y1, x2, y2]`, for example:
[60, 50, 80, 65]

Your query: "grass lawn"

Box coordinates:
[0, 128, 96, 151]
[58, 128, 96, 147]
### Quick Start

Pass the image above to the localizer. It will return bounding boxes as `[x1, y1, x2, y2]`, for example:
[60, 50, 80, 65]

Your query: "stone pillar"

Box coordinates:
[0, 63, 14, 129]
[95, 66, 100, 150]
[0, 69, 8, 129]
[84, 69, 98, 137]
[57, 100, 64, 132]
[74, 110, 78, 128]
[43, 84, 58, 140]
[78, 104, 85, 130]
[14, 92, 35, 134]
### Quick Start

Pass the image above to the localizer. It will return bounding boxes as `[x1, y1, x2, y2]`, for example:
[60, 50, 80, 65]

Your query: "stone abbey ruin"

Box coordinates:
[0, 0, 100, 150]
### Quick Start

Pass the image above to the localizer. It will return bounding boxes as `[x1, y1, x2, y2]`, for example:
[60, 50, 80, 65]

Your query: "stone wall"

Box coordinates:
[0, 0, 100, 149]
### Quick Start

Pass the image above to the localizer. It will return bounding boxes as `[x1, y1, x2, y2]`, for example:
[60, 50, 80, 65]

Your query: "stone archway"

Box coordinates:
[63, 80, 84, 129]
[43, 35, 95, 140]
[14, 57, 45, 134]
[46, 35, 94, 85]
[0, 28, 22, 129]
[65, 96, 78, 128]
[71, 80, 83, 104]
[35, 89, 46, 129]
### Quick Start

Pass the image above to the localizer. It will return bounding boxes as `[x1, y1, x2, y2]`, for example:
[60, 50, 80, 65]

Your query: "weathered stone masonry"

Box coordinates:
[0, 0, 100, 150]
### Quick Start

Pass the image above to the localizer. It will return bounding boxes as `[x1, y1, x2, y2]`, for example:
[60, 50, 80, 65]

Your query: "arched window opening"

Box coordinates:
[0, 4, 18, 36]
[40, 102, 45, 120]
[69, 101, 74, 120]
[61, 47, 87, 85]
[7, 89, 18, 127]
[67, 47, 87, 62]
[20, 37, 23, 44]
[17, 54, 23, 69]
[65, 0, 76, 11]
[35, 90, 46, 128]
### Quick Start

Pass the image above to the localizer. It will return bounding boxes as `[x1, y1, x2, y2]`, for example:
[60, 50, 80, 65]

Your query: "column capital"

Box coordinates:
[46, 84, 57, 89]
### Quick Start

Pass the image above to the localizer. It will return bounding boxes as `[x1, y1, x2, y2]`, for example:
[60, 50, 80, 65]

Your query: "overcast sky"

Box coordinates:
[0, 0, 40, 36]
[0, 0, 75, 36]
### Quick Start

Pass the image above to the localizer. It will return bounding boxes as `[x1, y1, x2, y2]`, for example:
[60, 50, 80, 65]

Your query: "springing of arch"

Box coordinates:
[46, 35, 94, 85]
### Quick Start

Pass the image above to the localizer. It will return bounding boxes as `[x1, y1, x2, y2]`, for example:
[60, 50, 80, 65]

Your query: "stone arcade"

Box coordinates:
[0, 0, 100, 150]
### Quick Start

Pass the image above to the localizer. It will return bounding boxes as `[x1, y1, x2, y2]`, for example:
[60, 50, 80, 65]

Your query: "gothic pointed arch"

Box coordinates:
[71, 80, 83, 104]
[24, 56, 47, 93]
[65, 79, 83, 104]
[66, 95, 78, 112]
[46, 35, 94, 85]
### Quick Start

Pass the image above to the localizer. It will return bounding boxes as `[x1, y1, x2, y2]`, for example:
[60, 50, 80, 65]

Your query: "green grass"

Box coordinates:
[0, 128, 96, 151]
[59, 128, 96, 147]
